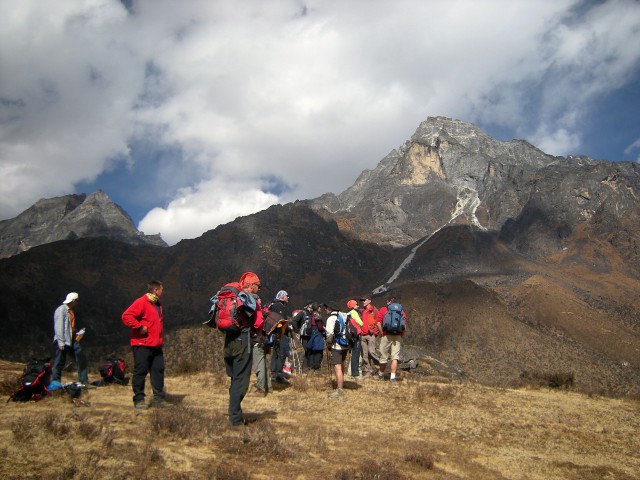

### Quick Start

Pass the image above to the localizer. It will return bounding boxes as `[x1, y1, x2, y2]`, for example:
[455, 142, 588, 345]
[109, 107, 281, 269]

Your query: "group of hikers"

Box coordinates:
[46, 272, 407, 427]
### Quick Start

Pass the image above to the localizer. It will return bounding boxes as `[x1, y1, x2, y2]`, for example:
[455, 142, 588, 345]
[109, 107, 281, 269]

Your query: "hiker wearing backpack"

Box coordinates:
[121, 281, 173, 409]
[250, 300, 272, 397]
[346, 300, 364, 380]
[324, 307, 352, 398]
[359, 295, 380, 376]
[220, 272, 264, 425]
[51, 292, 90, 386]
[291, 304, 312, 370]
[305, 303, 326, 372]
[269, 290, 293, 385]
[376, 296, 407, 385]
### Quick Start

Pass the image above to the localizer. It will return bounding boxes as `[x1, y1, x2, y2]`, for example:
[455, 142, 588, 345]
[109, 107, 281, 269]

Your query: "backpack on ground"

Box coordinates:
[382, 303, 405, 334]
[204, 282, 257, 333]
[333, 312, 357, 347]
[8, 358, 52, 402]
[98, 355, 127, 384]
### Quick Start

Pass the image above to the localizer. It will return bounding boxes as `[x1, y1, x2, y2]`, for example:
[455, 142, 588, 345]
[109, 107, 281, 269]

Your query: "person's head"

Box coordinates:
[360, 295, 372, 308]
[147, 280, 164, 299]
[386, 296, 396, 305]
[63, 292, 79, 308]
[239, 272, 261, 294]
[275, 290, 289, 302]
[346, 299, 358, 311]
[310, 302, 319, 312]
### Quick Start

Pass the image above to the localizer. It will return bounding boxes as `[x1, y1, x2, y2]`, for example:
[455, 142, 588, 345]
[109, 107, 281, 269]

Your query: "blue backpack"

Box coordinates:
[333, 312, 358, 347]
[382, 303, 405, 334]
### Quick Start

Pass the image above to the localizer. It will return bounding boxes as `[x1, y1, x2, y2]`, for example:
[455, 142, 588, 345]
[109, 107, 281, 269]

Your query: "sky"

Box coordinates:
[1, 0, 640, 245]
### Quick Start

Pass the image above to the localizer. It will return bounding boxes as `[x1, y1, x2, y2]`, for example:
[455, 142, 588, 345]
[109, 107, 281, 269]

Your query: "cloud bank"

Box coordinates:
[1, 0, 640, 244]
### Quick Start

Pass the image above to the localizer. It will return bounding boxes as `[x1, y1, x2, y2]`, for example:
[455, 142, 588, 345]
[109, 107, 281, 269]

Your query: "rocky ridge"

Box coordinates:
[0, 190, 166, 258]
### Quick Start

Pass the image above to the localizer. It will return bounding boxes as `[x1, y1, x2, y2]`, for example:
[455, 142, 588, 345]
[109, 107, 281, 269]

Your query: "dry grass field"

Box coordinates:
[1, 357, 639, 480]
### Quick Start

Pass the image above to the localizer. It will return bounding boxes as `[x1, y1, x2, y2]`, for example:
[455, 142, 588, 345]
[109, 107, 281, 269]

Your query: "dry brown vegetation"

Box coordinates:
[1, 357, 639, 480]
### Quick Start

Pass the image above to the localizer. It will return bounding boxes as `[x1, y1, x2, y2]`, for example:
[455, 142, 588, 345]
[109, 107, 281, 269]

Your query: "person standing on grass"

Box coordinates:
[121, 280, 172, 409]
[305, 303, 326, 372]
[346, 300, 364, 380]
[359, 295, 380, 376]
[224, 272, 264, 426]
[269, 290, 293, 385]
[376, 296, 407, 385]
[51, 292, 90, 386]
[325, 307, 349, 398]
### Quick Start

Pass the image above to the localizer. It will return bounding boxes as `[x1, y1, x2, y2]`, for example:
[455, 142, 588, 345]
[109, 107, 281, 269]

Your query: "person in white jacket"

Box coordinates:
[51, 292, 89, 385]
[324, 308, 349, 398]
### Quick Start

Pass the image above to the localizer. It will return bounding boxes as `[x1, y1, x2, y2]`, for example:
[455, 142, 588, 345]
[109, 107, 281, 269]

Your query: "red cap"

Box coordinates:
[239, 272, 260, 288]
[347, 300, 358, 310]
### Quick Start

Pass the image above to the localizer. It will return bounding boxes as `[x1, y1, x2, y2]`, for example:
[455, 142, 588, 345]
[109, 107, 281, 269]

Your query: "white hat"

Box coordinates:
[275, 290, 289, 301]
[63, 292, 79, 304]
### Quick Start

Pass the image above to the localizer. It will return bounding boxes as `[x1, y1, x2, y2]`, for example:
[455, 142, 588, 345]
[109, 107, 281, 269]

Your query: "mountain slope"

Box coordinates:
[0, 190, 166, 258]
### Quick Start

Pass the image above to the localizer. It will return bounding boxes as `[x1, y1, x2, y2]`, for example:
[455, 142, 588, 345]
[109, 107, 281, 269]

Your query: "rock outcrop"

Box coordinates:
[0, 190, 166, 258]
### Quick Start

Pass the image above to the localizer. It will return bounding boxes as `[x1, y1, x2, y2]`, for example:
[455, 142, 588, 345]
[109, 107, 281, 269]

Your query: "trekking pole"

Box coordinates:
[264, 343, 269, 394]
[290, 335, 302, 376]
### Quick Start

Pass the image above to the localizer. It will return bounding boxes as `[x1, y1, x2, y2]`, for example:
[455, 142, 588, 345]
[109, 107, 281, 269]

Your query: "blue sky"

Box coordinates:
[1, 0, 640, 244]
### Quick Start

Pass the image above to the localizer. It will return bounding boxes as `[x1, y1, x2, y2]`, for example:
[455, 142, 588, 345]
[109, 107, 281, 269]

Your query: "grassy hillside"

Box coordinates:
[1, 356, 638, 480]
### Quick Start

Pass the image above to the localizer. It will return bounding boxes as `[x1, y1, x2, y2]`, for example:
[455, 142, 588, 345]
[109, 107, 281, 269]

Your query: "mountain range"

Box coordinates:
[0, 116, 638, 395]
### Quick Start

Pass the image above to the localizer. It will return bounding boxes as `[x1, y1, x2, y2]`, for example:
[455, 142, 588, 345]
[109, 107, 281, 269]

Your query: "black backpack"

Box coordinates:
[8, 358, 52, 402]
[98, 355, 126, 384]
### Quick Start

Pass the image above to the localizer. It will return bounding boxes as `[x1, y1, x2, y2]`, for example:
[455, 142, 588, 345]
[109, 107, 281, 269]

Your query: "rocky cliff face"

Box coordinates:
[307, 116, 638, 256]
[0, 190, 166, 258]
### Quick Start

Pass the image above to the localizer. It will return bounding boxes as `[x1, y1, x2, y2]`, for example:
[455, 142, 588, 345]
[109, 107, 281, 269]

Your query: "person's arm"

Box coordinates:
[325, 314, 336, 347]
[122, 298, 147, 335]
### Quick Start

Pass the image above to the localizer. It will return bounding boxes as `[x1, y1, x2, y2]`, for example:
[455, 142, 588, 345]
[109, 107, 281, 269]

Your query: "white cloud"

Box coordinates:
[2, 0, 640, 243]
[625, 138, 640, 163]
[138, 176, 278, 245]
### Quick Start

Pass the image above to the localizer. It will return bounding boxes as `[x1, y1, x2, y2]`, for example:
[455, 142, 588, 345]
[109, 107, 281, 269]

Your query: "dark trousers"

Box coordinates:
[52, 341, 88, 384]
[350, 338, 361, 376]
[270, 335, 286, 377]
[224, 331, 252, 426]
[310, 350, 323, 370]
[132, 346, 165, 405]
[301, 337, 311, 369]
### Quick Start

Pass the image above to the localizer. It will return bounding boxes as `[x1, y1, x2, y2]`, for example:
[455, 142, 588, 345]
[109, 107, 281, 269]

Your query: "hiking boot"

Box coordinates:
[375, 374, 385, 381]
[252, 389, 267, 397]
[275, 376, 291, 385]
[389, 378, 399, 386]
[328, 388, 345, 399]
[134, 402, 148, 410]
[351, 375, 364, 381]
[151, 399, 174, 409]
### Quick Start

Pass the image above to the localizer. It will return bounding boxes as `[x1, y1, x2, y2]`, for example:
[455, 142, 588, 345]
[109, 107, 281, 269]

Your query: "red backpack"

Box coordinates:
[204, 282, 255, 333]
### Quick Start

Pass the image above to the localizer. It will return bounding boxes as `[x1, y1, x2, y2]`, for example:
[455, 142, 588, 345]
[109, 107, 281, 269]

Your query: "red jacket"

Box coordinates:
[122, 294, 164, 347]
[362, 304, 380, 335]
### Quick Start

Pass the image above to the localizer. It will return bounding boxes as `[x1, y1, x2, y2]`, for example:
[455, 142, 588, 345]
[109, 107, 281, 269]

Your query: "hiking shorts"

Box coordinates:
[330, 349, 348, 365]
[379, 335, 402, 364]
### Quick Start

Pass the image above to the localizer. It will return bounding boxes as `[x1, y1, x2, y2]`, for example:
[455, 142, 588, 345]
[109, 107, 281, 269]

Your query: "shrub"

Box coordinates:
[519, 371, 575, 389]
[10, 416, 37, 442]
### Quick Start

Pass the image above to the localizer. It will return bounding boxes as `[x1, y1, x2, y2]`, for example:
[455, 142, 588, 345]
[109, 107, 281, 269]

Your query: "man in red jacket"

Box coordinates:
[122, 280, 172, 409]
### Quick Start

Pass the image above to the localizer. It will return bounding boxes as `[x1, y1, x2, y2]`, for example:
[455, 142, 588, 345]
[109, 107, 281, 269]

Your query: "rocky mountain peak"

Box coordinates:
[307, 116, 637, 250]
[0, 190, 166, 258]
